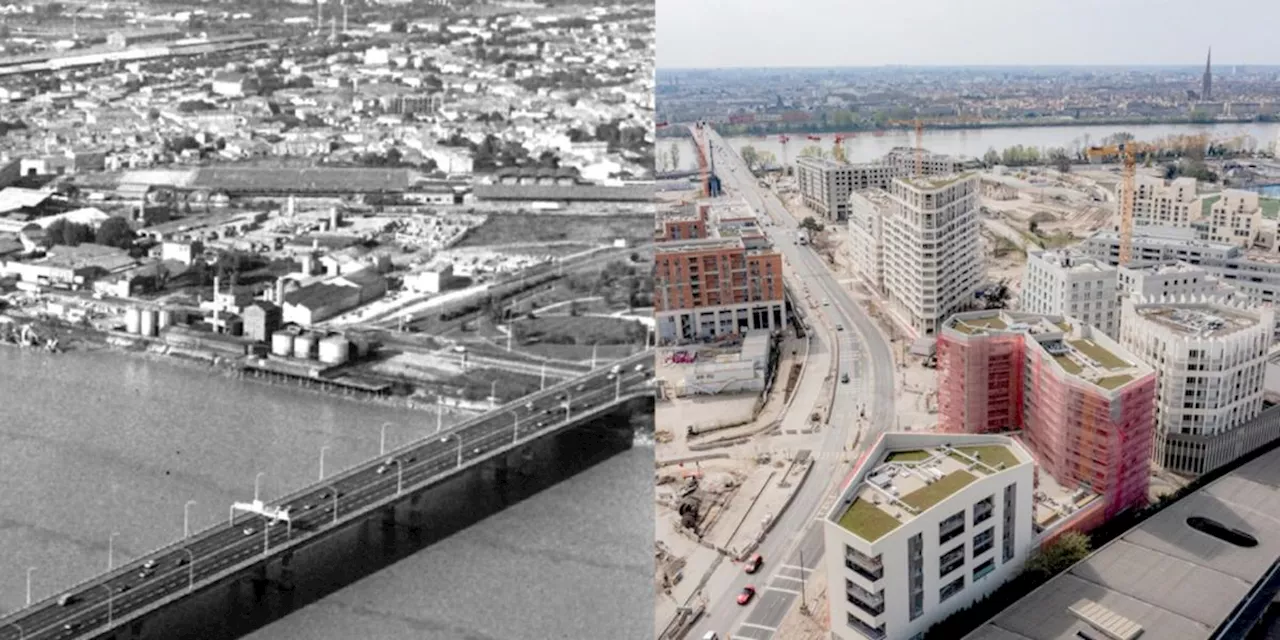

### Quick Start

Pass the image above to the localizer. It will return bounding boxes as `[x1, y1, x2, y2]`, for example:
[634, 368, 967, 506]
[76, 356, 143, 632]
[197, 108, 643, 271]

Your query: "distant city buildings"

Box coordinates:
[849, 173, 983, 337]
[654, 199, 786, 344]
[937, 310, 1156, 518]
[1119, 296, 1273, 475]
[825, 432, 1035, 640]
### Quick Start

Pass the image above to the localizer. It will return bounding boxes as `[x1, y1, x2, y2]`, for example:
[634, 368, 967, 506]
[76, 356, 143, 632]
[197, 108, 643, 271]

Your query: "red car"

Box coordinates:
[744, 554, 763, 574]
[736, 585, 757, 606]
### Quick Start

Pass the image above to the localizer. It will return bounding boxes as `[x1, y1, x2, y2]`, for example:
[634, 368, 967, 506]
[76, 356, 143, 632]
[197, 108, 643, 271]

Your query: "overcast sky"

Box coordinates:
[656, 0, 1280, 69]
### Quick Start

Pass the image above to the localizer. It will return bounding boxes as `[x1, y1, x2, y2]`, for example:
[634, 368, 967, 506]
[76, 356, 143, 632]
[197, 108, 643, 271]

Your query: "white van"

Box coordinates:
[702, 633, 719, 640]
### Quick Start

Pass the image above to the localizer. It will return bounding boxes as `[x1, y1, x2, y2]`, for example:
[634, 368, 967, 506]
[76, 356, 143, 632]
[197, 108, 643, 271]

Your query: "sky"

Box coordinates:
[656, 0, 1280, 69]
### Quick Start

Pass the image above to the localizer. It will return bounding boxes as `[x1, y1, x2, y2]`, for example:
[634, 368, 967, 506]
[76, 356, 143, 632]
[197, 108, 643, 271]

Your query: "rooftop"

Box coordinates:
[899, 171, 976, 191]
[964, 419, 1280, 640]
[1134, 304, 1260, 339]
[833, 436, 1028, 543]
[945, 311, 1149, 392]
[1032, 249, 1115, 274]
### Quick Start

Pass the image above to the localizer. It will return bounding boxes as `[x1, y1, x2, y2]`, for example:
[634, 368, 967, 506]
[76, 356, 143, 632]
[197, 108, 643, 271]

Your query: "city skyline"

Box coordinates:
[657, 0, 1280, 69]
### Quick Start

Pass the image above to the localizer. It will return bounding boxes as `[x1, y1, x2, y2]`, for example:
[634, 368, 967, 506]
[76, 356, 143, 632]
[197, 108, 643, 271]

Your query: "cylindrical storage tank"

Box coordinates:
[271, 330, 294, 357]
[318, 335, 350, 365]
[157, 309, 172, 329]
[140, 309, 158, 337]
[293, 333, 316, 359]
[124, 307, 142, 334]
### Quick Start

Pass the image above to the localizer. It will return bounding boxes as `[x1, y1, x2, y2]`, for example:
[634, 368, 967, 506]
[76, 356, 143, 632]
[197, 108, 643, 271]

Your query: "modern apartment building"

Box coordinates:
[796, 148, 959, 223]
[1120, 175, 1198, 228]
[1021, 249, 1120, 337]
[797, 157, 896, 222]
[1116, 261, 1236, 300]
[848, 189, 890, 293]
[1119, 295, 1274, 475]
[1199, 189, 1280, 250]
[825, 432, 1035, 640]
[873, 173, 984, 337]
[937, 311, 1157, 518]
[654, 200, 786, 344]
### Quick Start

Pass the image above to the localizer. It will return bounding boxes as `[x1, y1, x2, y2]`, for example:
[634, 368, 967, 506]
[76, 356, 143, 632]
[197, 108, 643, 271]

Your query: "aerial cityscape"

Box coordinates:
[653, 2, 1280, 639]
[0, 0, 656, 639]
[9, 0, 1280, 639]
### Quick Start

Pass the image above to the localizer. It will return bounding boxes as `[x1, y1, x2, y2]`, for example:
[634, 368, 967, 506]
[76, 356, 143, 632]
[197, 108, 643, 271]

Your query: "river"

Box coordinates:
[658, 122, 1280, 171]
[0, 348, 651, 638]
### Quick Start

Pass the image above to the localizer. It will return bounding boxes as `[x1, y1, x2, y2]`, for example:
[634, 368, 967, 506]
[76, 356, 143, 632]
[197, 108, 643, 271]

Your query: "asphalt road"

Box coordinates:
[0, 353, 653, 640]
[686, 128, 896, 640]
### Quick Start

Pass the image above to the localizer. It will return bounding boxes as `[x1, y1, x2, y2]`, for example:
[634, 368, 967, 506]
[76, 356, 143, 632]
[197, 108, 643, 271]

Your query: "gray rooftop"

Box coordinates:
[964, 437, 1280, 640]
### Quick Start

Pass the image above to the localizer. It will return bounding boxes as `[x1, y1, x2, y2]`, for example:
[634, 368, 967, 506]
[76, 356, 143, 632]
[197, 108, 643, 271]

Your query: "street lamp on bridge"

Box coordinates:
[107, 532, 120, 571]
[442, 433, 463, 468]
[510, 411, 520, 445]
[184, 500, 197, 539]
[319, 445, 330, 481]
[24, 567, 35, 607]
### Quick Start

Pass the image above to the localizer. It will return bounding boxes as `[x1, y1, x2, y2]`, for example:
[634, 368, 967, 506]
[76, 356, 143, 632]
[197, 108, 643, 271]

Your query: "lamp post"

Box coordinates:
[540, 363, 546, 390]
[179, 548, 194, 592]
[326, 485, 339, 525]
[319, 445, 330, 481]
[380, 422, 394, 456]
[184, 500, 197, 539]
[253, 472, 266, 503]
[25, 567, 35, 607]
[100, 584, 113, 625]
[392, 459, 403, 496]
[590, 343, 598, 369]
[511, 412, 520, 445]
[442, 434, 463, 468]
[108, 532, 120, 571]
[435, 396, 443, 433]
[490, 380, 497, 409]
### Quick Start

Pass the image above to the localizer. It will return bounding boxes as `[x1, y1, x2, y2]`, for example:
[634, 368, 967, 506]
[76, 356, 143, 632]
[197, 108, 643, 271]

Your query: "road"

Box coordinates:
[0, 353, 654, 640]
[686, 128, 897, 640]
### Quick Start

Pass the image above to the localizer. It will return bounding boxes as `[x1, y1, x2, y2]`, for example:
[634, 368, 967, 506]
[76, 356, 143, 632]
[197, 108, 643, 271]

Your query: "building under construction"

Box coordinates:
[937, 310, 1157, 519]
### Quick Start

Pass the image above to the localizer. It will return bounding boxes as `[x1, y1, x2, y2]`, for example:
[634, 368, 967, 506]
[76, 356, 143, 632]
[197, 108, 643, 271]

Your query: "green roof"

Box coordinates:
[950, 446, 1021, 472]
[886, 450, 931, 463]
[951, 314, 1008, 335]
[901, 470, 977, 511]
[1068, 339, 1129, 370]
[1054, 354, 1083, 375]
[1261, 198, 1280, 220]
[839, 498, 903, 542]
[1096, 374, 1134, 390]
[1202, 194, 1221, 218]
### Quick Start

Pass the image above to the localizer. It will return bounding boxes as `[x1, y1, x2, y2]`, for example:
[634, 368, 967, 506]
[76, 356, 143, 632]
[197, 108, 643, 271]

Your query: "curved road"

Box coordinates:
[685, 128, 896, 640]
[0, 353, 653, 640]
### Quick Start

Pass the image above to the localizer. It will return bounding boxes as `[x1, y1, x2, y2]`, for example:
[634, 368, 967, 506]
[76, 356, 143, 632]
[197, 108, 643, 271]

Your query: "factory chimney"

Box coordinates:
[276, 278, 286, 304]
[213, 275, 221, 297]
[330, 208, 340, 230]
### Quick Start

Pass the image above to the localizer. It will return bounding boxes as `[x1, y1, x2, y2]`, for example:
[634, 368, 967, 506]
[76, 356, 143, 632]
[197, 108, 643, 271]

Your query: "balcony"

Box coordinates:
[845, 547, 884, 582]
[847, 613, 887, 640]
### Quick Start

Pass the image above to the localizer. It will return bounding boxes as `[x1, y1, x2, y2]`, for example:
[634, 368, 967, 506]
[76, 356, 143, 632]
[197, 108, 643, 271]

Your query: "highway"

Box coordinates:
[686, 128, 897, 640]
[0, 352, 654, 640]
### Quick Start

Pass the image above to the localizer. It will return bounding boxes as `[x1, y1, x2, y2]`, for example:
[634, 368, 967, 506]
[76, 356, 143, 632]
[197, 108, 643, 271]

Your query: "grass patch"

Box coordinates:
[951, 446, 1020, 472]
[900, 470, 977, 512]
[455, 213, 652, 248]
[1068, 339, 1129, 369]
[886, 450, 931, 463]
[1095, 374, 1134, 390]
[952, 314, 1008, 335]
[1261, 197, 1280, 220]
[839, 499, 902, 542]
[1202, 194, 1221, 218]
[1054, 354, 1083, 375]
[516, 315, 648, 346]
[438, 367, 542, 403]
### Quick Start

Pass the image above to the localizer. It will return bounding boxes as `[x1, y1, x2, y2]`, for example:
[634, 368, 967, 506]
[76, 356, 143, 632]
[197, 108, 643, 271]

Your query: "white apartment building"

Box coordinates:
[848, 189, 890, 292]
[1119, 295, 1274, 475]
[1121, 175, 1198, 228]
[1021, 249, 1120, 337]
[797, 149, 960, 223]
[880, 173, 983, 337]
[1200, 189, 1280, 249]
[797, 157, 897, 222]
[826, 432, 1035, 640]
[1117, 261, 1234, 300]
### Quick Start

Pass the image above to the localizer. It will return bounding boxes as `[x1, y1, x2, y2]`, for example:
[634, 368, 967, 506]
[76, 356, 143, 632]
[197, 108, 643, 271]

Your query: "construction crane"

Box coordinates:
[779, 134, 790, 166]
[1085, 141, 1156, 266]
[832, 135, 847, 163]
[887, 119, 926, 176]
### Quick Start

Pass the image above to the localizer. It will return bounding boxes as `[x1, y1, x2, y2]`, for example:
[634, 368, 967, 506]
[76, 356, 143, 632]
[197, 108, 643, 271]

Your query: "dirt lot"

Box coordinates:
[455, 213, 653, 248]
[515, 314, 649, 346]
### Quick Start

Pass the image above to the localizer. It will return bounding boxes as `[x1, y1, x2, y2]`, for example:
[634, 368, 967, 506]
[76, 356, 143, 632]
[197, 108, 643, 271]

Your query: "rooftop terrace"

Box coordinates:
[835, 442, 1024, 542]
[945, 311, 1149, 392]
[1135, 304, 1260, 338]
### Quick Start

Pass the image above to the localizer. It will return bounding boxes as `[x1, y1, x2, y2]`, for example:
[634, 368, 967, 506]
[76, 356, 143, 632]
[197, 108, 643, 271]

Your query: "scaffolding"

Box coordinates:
[936, 332, 1023, 434]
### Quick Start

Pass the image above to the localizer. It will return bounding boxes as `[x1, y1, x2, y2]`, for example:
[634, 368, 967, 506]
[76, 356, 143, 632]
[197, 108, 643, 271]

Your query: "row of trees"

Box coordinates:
[44, 217, 134, 250]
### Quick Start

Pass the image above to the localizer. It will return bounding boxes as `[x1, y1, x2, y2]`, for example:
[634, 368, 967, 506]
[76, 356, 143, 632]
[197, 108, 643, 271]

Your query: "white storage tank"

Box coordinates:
[158, 309, 172, 329]
[140, 309, 158, 337]
[271, 330, 294, 357]
[318, 335, 350, 365]
[124, 307, 142, 334]
[293, 333, 317, 359]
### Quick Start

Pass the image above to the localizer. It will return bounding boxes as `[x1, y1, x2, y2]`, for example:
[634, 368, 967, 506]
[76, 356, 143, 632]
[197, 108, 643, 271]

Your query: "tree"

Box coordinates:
[1026, 532, 1091, 578]
[740, 145, 761, 172]
[95, 216, 135, 249]
[799, 216, 825, 233]
[798, 144, 827, 159]
[44, 219, 94, 247]
[667, 144, 680, 172]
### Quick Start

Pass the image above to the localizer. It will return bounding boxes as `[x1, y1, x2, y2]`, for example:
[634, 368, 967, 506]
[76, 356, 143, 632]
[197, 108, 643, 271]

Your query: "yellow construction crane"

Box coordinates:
[1085, 141, 1156, 266]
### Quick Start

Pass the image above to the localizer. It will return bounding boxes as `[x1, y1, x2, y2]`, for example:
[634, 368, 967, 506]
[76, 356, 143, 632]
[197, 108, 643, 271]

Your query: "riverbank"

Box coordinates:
[656, 114, 1269, 139]
[1, 312, 483, 416]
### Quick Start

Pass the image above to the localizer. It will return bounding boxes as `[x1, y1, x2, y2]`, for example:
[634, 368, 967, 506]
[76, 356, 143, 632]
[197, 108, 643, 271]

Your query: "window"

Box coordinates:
[939, 575, 964, 603]
[1002, 483, 1017, 563]
[973, 527, 994, 556]
[940, 545, 965, 577]
[940, 511, 966, 545]
[973, 558, 995, 581]
[974, 496, 994, 525]
[907, 533, 924, 620]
